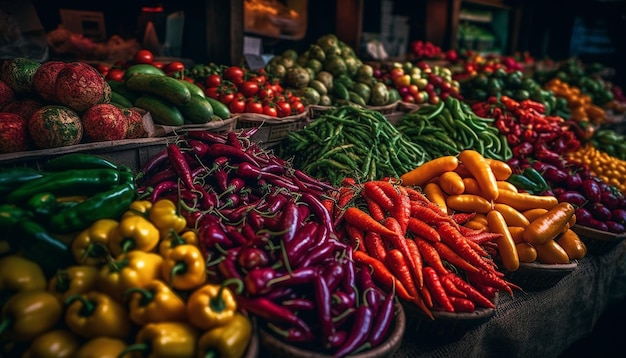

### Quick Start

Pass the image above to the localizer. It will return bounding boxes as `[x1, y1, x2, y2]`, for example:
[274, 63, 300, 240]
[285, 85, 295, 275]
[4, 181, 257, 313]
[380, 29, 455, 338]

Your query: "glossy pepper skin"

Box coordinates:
[71, 218, 118, 266]
[159, 230, 198, 257]
[149, 199, 187, 238]
[196, 312, 252, 358]
[161, 244, 207, 291]
[64, 290, 131, 339]
[0, 255, 46, 293]
[108, 215, 160, 256]
[97, 250, 163, 301]
[21, 328, 80, 358]
[74, 337, 127, 358]
[122, 200, 153, 219]
[47, 265, 99, 302]
[0, 290, 63, 341]
[120, 321, 198, 358]
[124, 279, 187, 326]
[186, 281, 238, 331]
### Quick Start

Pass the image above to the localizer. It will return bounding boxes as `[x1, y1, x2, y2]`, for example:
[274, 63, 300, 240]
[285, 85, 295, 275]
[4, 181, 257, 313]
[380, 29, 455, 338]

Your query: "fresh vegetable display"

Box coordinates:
[543, 78, 606, 124]
[325, 174, 515, 317]
[133, 129, 402, 356]
[589, 129, 626, 161]
[397, 96, 511, 161]
[278, 105, 431, 186]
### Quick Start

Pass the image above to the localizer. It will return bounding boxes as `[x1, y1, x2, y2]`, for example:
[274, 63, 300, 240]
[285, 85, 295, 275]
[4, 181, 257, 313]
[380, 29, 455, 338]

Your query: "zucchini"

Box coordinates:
[126, 73, 191, 106]
[134, 94, 184, 126]
[179, 80, 205, 98]
[110, 91, 133, 108]
[205, 97, 231, 120]
[107, 80, 139, 103]
[123, 64, 165, 80]
[177, 94, 213, 124]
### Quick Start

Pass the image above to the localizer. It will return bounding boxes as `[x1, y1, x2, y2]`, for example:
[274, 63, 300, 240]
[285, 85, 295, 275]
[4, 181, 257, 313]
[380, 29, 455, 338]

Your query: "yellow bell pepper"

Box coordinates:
[186, 281, 239, 331]
[123, 279, 187, 326]
[196, 312, 252, 358]
[159, 230, 199, 257]
[71, 218, 118, 266]
[21, 329, 81, 358]
[97, 250, 163, 301]
[0, 290, 62, 341]
[122, 200, 153, 218]
[161, 244, 207, 291]
[149, 199, 187, 239]
[120, 321, 198, 358]
[47, 265, 99, 303]
[0, 255, 46, 293]
[74, 337, 127, 358]
[109, 215, 160, 256]
[64, 290, 131, 339]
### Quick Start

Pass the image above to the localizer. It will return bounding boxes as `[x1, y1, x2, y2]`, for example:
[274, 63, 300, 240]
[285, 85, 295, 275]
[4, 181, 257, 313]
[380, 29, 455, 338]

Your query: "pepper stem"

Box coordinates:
[170, 262, 188, 286]
[121, 239, 136, 253]
[209, 278, 244, 313]
[65, 295, 95, 317]
[122, 286, 154, 305]
[53, 270, 71, 294]
[204, 350, 219, 358]
[118, 342, 149, 357]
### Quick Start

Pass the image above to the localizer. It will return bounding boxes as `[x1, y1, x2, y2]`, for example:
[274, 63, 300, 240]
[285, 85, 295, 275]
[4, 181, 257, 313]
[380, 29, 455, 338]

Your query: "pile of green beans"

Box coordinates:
[278, 105, 431, 186]
[397, 97, 512, 161]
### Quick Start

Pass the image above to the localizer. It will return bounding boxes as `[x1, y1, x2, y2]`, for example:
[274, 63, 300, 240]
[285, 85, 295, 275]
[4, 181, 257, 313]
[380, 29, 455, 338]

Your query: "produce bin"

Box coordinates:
[236, 111, 308, 148]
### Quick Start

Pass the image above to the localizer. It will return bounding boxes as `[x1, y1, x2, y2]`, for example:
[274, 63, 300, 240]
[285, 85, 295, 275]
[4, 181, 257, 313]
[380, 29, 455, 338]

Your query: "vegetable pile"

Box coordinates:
[135, 129, 400, 357]
[279, 105, 430, 186]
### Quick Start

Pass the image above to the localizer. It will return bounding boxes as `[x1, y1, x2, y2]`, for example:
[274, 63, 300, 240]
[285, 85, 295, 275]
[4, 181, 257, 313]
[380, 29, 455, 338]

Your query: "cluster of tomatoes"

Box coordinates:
[93, 49, 187, 82]
[202, 65, 306, 117]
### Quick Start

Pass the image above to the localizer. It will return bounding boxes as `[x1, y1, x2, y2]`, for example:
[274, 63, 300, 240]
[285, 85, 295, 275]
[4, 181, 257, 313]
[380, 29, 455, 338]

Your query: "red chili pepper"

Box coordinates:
[445, 272, 496, 308]
[237, 295, 313, 335]
[167, 143, 195, 189]
[284, 221, 318, 268]
[333, 305, 374, 357]
[185, 130, 227, 144]
[423, 266, 455, 312]
[314, 274, 334, 349]
[244, 266, 279, 296]
[353, 251, 414, 302]
[210, 143, 260, 167]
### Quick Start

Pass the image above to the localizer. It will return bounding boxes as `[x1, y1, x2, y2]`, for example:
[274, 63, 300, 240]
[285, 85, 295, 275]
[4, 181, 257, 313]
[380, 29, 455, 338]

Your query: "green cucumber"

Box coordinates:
[134, 94, 184, 126]
[333, 81, 349, 100]
[178, 94, 213, 124]
[348, 91, 367, 107]
[179, 80, 205, 98]
[126, 73, 191, 106]
[123, 64, 166, 81]
[205, 97, 231, 120]
[110, 91, 133, 108]
[107, 80, 139, 103]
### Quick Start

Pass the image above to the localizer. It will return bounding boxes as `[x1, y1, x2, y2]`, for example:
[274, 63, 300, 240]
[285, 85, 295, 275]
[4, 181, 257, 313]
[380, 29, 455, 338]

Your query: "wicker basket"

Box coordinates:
[258, 303, 405, 358]
[150, 115, 238, 137]
[505, 261, 578, 292]
[571, 224, 626, 255]
[236, 111, 308, 148]
[402, 293, 497, 343]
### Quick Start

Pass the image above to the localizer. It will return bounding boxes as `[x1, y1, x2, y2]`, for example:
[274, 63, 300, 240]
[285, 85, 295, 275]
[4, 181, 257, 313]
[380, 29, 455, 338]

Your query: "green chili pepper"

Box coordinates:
[44, 153, 118, 171]
[0, 167, 44, 186]
[0, 204, 33, 228]
[7, 168, 121, 204]
[49, 182, 137, 234]
[13, 218, 74, 277]
[507, 174, 542, 193]
[523, 167, 550, 194]
[27, 192, 58, 220]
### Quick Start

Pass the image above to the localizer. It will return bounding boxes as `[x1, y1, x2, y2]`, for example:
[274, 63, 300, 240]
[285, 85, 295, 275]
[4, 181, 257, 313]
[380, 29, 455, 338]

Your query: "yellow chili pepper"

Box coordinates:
[159, 230, 199, 257]
[120, 321, 198, 358]
[21, 328, 81, 358]
[186, 281, 239, 331]
[64, 290, 131, 339]
[161, 244, 207, 291]
[0, 255, 47, 293]
[149, 199, 188, 239]
[109, 215, 160, 256]
[0, 290, 63, 341]
[196, 312, 252, 358]
[71, 218, 118, 266]
[48, 265, 99, 303]
[74, 337, 127, 358]
[97, 250, 163, 301]
[124, 279, 187, 326]
[122, 200, 153, 218]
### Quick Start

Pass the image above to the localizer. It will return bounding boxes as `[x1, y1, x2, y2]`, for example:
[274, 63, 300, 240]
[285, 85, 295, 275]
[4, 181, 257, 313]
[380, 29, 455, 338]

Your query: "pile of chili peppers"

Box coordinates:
[472, 96, 581, 159]
[136, 129, 399, 357]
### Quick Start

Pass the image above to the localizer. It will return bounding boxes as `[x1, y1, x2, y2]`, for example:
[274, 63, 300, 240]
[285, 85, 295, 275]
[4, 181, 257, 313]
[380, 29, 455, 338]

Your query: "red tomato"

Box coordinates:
[152, 61, 165, 69]
[257, 87, 274, 101]
[408, 84, 420, 97]
[263, 104, 277, 117]
[205, 87, 219, 99]
[205, 74, 221, 88]
[219, 92, 235, 105]
[229, 96, 246, 114]
[403, 94, 415, 103]
[164, 61, 185, 74]
[239, 81, 259, 98]
[251, 74, 267, 85]
[134, 49, 154, 64]
[275, 101, 292, 117]
[224, 66, 244, 82]
[105, 68, 125, 82]
[390, 67, 404, 80]
[291, 100, 305, 114]
[245, 100, 264, 114]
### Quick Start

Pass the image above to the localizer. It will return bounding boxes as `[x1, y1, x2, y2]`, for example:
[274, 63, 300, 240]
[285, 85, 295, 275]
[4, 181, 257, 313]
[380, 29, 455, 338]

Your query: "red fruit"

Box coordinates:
[122, 108, 147, 139]
[0, 113, 29, 153]
[29, 105, 83, 149]
[55, 62, 106, 112]
[0, 80, 15, 109]
[82, 104, 128, 142]
[33, 61, 67, 103]
[2, 99, 43, 122]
